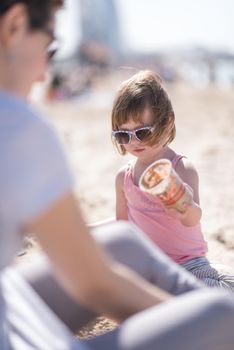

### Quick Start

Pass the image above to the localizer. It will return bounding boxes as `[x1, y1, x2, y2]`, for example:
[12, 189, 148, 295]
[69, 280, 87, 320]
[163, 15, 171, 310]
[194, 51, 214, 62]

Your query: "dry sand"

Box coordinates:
[35, 70, 234, 336]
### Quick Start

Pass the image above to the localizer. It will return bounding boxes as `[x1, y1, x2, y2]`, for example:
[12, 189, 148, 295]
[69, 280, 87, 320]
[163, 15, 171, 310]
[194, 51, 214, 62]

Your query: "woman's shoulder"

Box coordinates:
[0, 93, 72, 186]
[0, 92, 54, 138]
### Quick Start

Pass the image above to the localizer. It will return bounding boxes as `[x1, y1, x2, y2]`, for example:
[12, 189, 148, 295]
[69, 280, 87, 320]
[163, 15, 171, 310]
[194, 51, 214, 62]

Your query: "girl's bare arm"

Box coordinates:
[115, 166, 129, 221]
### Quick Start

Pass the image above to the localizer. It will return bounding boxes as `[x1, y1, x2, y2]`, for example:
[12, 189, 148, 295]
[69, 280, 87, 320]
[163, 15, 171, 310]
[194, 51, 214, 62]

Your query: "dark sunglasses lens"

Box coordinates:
[47, 48, 57, 61]
[114, 132, 130, 144]
[135, 128, 152, 141]
[47, 40, 59, 61]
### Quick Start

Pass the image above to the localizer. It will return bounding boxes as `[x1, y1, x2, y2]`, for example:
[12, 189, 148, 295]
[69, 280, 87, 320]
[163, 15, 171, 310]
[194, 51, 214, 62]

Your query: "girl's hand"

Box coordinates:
[165, 200, 202, 226]
[165, 202, 193, 221]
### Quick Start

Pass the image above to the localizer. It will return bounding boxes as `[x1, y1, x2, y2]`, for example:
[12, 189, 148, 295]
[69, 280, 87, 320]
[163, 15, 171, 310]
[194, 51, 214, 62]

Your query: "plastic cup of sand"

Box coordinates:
[139, 159, 193, 213]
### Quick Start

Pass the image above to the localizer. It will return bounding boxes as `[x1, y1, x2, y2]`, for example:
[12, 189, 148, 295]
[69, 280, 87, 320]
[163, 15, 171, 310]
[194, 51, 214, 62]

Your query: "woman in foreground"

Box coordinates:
[1, 1, 234, 349]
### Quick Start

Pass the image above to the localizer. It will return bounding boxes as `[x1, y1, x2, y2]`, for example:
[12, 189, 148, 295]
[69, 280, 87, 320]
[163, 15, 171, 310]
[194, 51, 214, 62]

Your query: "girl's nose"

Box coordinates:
[130, 134, 140, 144]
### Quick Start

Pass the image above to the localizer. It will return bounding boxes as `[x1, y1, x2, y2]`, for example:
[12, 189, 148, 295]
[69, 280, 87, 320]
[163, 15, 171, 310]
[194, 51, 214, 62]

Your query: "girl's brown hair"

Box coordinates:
[111, 70, 176, 155]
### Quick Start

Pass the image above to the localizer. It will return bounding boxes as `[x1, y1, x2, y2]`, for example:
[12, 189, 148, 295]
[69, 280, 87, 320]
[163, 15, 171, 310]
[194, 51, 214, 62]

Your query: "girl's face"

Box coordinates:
[118, 108, 169, 160]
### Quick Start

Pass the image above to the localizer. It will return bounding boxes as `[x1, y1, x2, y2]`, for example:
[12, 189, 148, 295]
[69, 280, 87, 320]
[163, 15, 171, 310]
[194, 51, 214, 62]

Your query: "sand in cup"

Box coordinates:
[139, 159, 193, 213]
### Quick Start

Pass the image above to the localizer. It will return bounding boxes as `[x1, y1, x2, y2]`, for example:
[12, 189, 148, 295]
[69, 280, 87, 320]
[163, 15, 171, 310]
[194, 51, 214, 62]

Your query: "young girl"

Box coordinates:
[111, 69, 234, 291]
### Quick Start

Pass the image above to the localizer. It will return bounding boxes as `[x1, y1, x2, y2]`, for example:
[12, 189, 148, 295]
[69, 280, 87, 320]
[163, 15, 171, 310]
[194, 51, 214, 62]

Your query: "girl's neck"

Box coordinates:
[132, 146, 175, 186]
[136, 146, 173, 167]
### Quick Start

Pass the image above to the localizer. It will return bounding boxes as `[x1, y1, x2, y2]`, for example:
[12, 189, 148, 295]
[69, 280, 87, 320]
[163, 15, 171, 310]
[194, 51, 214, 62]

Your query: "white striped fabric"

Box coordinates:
[181, 257, 234, 292]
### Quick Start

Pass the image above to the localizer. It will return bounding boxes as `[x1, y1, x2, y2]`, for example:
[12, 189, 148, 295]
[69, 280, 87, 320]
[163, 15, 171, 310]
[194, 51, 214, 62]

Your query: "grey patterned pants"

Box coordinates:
[182, 256, 234, 291]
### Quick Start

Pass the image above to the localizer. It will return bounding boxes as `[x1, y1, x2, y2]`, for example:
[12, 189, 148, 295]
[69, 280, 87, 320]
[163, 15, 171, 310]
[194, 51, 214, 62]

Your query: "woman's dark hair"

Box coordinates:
[0, 0, 63, 30]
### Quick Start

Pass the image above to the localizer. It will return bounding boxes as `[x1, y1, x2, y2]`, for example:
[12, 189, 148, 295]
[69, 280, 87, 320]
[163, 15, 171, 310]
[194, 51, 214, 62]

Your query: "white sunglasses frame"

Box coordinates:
[112, 126, 154, 145]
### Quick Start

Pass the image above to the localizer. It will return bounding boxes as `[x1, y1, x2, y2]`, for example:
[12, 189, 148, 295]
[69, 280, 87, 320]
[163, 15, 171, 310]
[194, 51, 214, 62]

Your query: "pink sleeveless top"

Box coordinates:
[124, 155, 208, 264]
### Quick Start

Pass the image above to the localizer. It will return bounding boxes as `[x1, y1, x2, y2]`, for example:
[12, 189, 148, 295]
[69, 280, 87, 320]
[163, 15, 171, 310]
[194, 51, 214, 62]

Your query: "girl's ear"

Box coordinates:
[0, 4, 28, 49]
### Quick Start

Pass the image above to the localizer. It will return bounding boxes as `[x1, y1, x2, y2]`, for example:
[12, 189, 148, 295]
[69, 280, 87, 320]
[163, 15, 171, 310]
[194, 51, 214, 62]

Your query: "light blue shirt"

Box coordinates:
[0, 92, 73, 269]
[0, 91, 74, 349]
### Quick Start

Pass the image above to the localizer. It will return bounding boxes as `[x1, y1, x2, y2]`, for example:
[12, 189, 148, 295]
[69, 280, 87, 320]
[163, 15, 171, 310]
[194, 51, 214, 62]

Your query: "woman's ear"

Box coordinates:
[0, 4, 28, 49]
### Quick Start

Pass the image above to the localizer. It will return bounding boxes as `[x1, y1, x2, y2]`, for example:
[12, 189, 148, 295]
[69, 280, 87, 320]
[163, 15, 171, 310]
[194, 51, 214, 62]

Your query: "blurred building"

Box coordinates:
[79, 0, 121, 66]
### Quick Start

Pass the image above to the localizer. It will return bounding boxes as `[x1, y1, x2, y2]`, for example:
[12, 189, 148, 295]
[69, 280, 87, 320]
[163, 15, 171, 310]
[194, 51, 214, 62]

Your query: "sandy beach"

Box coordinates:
[35, 70, 234, 336]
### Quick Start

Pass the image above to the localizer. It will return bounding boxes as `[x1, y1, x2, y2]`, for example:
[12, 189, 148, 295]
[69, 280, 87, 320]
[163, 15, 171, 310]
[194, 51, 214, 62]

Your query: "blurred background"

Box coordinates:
[31, 0, 234, 268]
[32, 0, 234, 100]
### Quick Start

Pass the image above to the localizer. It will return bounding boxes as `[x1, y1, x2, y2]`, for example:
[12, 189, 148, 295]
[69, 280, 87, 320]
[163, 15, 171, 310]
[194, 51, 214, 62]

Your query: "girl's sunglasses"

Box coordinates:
[112, 126, 154, 145]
